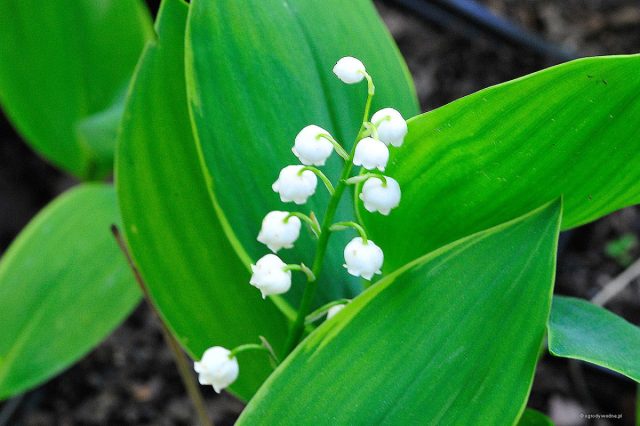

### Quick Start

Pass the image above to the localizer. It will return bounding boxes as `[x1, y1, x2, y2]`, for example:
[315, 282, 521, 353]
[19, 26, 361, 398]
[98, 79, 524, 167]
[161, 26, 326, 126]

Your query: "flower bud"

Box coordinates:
[250, 254, 292, 298]
[272, 165, 317, 204]
[293, 125, 334, 166]
[360, 176, 401, 215]
[353, 137, 389, 171]
[371, 108, 408, 147]
[194, 346, 239, 393]
[327, 304, 346, 320]
[333, 56, 366, 84]
[257, 211, 301, 253]
[343, 237, 383, 280]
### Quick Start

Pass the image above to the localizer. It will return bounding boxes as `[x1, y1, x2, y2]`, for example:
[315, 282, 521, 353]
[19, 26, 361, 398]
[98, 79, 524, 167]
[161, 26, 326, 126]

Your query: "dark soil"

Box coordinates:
[1, 1, 639, 425]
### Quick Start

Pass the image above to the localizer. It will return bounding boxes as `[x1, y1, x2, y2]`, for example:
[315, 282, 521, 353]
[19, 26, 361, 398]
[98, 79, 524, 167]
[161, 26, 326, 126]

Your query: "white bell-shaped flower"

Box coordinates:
[353, 137, 389, 171]
[293, 125, 334, 166]
[333, 56, 366, 84]
[343, 237, 383, 280]
[257, 211, 301, 253]
[327, 304, 346, 320]
[272, 165, 317, 204]
[250, 254, 292, 298]
[194, 346, 239, 393]
[371, 108, 408, 147]
[360, 176, 401, 215]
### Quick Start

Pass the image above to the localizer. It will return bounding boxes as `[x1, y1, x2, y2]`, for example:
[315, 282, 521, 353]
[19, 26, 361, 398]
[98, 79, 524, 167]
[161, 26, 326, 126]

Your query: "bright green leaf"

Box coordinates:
[548, 296, 640, 382]
[0, 184, 140, 400]
[0, 0, 152, 179]
[518, 409, 554, 426]
[75, 88, 128, 176]
[116, 0, 289, 400]
[363, 55, 640, 272]
[238, 200, 562, 424]
[186, 0, 419, 307]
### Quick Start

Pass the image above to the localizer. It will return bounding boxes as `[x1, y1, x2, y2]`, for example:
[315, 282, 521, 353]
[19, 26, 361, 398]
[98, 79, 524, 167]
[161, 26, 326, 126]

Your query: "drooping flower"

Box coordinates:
[293, 125, 334, 166]
[194, 346, 239, 393]
[333, 56, 366, 84]
[371, 108, 408, 147]
[272, 165, 317, 204]
[257, 211, 301, 253]
[327, 304, 346, 320]
[343, 237, 383, 280]
[360, 176, 401, 215]
[353, 137, 389, 171]
[250, 254, 292, 298]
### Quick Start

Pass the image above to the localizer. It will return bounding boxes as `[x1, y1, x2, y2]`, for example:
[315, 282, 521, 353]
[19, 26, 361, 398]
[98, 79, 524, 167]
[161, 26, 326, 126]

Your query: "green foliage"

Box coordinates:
[0, 0, 152, 179]
[518, 409, 554, 426]
[605, 233, 638, 266]
[116, 0, 289, 400]
[185, 0, 419, 307]
[362, 55, 640, 272]
[548, 296, 640, 382]
[237, 201, 561, 425]
[2, 0, 640, 418]
[0, 185, 140, 400]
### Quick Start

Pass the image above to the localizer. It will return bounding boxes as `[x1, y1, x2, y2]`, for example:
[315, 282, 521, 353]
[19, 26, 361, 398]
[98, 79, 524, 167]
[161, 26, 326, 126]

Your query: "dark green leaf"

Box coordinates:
[0, 184, 140, 399]
[186, 0, 419, 306]
[363, 55, 640, 272]
[238, 200, 562, 424]
[116, 0, 289, 400]
[0, 0, 152, 179]
[548, 296, 640, 382]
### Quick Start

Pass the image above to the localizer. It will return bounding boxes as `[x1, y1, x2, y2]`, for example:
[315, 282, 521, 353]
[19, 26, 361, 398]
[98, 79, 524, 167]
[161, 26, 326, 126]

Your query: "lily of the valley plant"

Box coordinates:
[1, 0, 639, 424]
[201, 57, 408, 390]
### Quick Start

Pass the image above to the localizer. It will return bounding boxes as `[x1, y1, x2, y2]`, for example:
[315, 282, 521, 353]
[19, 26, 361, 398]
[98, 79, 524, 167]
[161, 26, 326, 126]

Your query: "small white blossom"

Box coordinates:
[333, 56, 366, 84]
[194, 346, 239, 393]
[293, 125, 334, 166]
[343, 237, 383, 280]
[257, 211, 301, 253]
[360, 176, 401, 215]
[250, 254, 292, 298]
[353, 137, 389, 171]
[327, 304, 346, 320]
[272, 165, 317, 204]
[371, 108, 408, 147]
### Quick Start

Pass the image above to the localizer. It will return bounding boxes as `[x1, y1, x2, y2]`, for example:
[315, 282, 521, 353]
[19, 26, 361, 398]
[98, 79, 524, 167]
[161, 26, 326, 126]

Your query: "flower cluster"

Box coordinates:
[250, 56, 406, 297]
[195, 56, 407, 394]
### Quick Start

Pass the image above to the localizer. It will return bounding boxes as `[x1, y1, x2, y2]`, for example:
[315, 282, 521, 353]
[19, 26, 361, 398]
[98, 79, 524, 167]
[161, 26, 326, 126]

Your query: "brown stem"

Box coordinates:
[111, 225, 213, 426]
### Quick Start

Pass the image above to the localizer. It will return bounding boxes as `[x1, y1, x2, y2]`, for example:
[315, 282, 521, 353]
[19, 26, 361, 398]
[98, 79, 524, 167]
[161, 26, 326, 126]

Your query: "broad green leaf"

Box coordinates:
[186, 0, 419, 306]
[0, 0, 152, 179]
[116, 0, 289, 400]
[0, 184, 140, 400]
[518, 409, 554, 426]
[548, 296, 640, 382]
[363, 55, 640, 272]
[238, 200, 562, 425]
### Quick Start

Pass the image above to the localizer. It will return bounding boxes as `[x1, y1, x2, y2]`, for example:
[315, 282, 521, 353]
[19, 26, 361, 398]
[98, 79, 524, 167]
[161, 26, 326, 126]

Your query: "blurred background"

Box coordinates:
[1, 0, 639, 424]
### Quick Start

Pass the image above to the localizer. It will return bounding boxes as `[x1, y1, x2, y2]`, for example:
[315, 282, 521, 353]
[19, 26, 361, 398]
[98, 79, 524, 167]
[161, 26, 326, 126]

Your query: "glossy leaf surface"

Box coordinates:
[0, 185, 139, 399]
[363, 55, 640, 272]
[238, 201, 561, 424]
[0, 0, 152, 178]
[549, 296, 640, 382]
[116, 0, 289, 400]
[186, 0, 419, 305]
